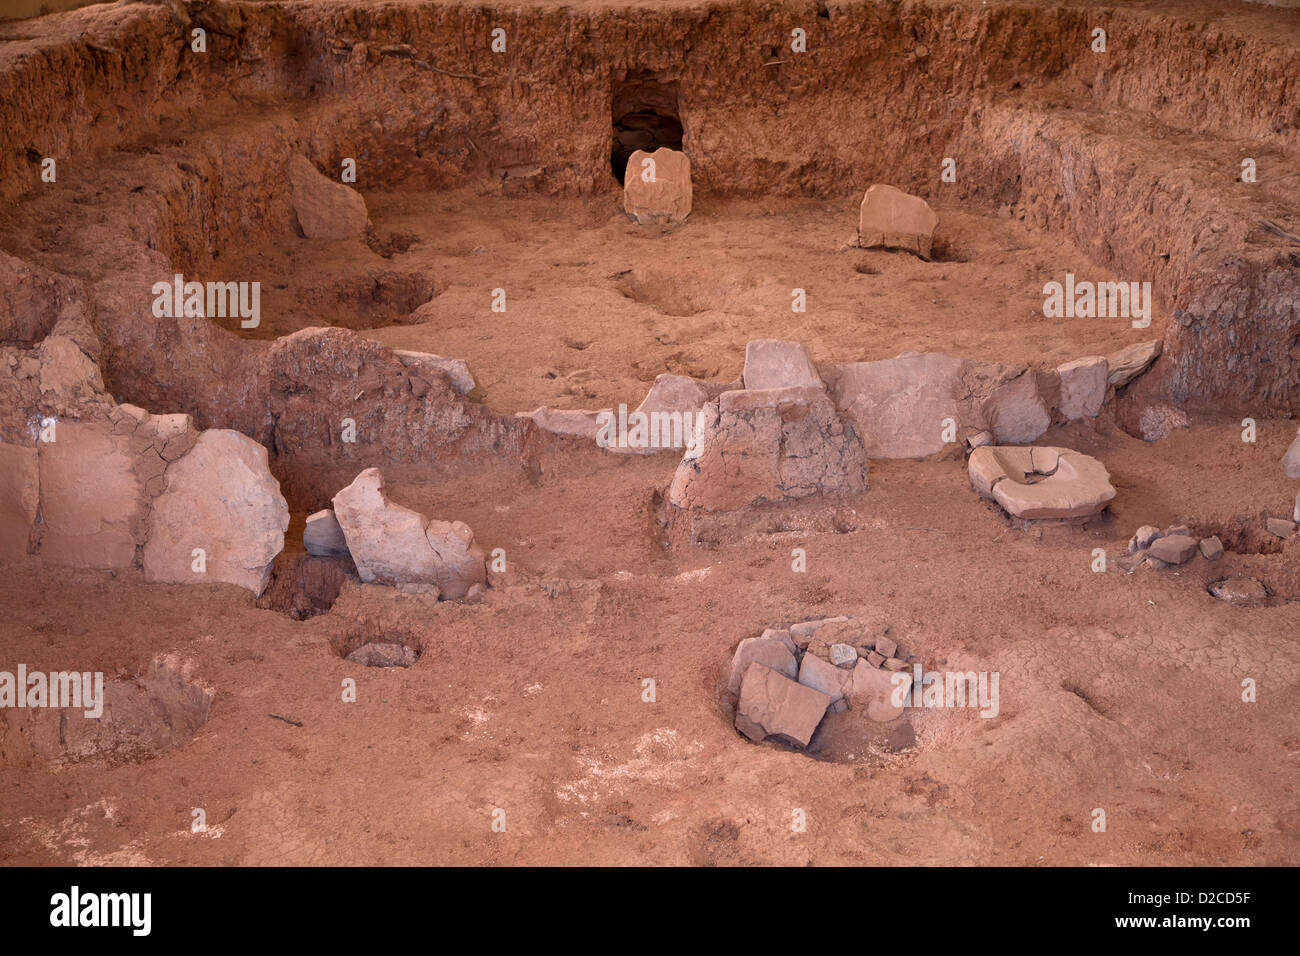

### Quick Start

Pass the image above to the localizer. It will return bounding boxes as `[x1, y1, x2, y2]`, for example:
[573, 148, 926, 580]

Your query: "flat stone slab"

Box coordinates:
[849, 660, 912, 722]
[1208, 577, 1269, 606]
[742, 339, 824, 391]
[820, 352, 964, 458]
[735, 663, 830, 747]
[969, 445, 1116, 520]
[391, 349, 478, 397]
[797, 653, 852, 708]
[727, 636, 798, 695]
[1107, 340, 1161, 387]
[858, 184, 938, 258]
[518, 406, 604, 441]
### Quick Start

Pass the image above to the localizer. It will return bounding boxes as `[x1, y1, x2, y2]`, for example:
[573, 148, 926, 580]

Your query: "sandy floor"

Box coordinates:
[2, 408, 1297, 864]
[214, 188, 1165, 418]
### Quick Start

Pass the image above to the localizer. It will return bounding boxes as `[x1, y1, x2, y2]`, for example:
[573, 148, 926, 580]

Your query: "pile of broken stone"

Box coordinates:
[1118, 524, 1223, 572]
[726, 615, 921, 750]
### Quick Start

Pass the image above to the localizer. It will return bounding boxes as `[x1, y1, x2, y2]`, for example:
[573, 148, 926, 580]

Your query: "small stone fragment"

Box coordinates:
[304, 509, 350, 557]
[1198, 535, 1224, 561]
[1266, 517, 1297, 539]
[1147, 533, 1198, 565]
[829, 643, 858, 668]
[875, 635, 898, 659]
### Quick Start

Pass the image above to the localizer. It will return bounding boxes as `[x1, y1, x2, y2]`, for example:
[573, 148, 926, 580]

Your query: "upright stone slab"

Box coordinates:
[288, 154, 370, 240]
[0, 443, 38, 561]
[332, 467, 486, 598]
[858, 184, 939, 258]
[1056, 356, 1108, 420]
[821, 353, 964, 458]
[623, 148, 692, 224]
[143, 430, 289, 594]
[38, 422, 145, 570]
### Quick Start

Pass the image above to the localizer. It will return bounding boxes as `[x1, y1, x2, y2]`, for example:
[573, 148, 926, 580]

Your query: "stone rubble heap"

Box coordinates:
[523, 335, 1162, 467]
[729, 615, 922, 749]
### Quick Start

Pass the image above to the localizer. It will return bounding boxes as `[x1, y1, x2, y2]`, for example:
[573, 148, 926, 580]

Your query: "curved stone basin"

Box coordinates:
[968, 445, 1116, 520]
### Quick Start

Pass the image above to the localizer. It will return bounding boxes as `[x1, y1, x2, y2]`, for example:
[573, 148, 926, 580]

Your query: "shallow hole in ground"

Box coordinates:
[0, 658, 212, 769]
[331, 624, 423, 668]
[257, 551, 358, 621]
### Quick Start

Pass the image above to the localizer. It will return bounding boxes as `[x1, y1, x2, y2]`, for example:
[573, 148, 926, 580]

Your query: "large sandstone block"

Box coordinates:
[858, 184, 939, 258]
[623, 148, 692, 224]
[0, 443, 38, 561]
[668, 387, 868, 512]
[1056, 356, 1108, 420]
[288, 155, 370, 240]
[742, 340, 824, 391]
[735, 663, 830, 748]
[143, 430, 289, 594]
[821, 353, 964, 458]
[39, 422, 145, 569]
[979, 370, 1053, 444]
[332, 467, 485, 598]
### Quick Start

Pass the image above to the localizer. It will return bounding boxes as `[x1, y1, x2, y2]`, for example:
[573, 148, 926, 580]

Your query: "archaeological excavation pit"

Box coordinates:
[1, 0, 1298, 890]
